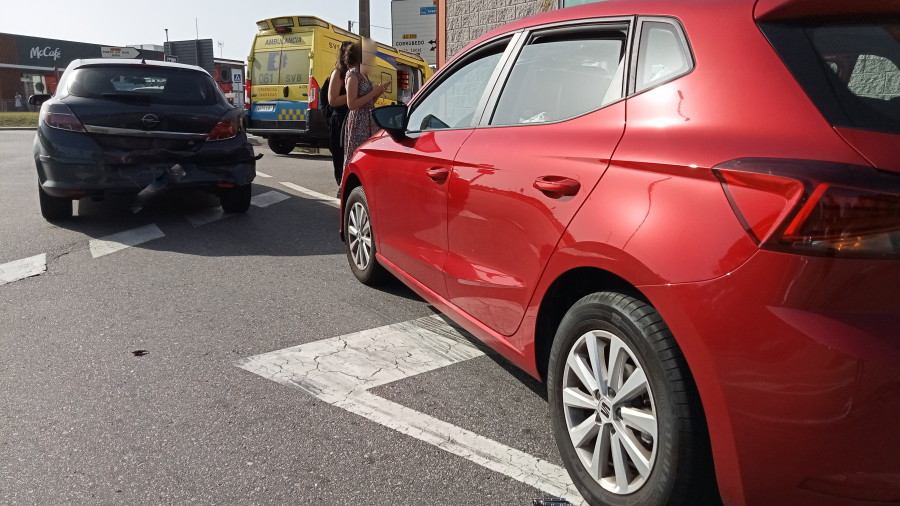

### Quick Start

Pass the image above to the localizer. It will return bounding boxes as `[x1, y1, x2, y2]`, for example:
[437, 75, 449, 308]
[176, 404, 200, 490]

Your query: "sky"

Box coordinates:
[1, 0, 396, 62]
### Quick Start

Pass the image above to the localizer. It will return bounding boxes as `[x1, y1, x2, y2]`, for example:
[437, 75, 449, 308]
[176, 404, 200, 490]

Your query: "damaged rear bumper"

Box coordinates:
[34, 129, 260, 199]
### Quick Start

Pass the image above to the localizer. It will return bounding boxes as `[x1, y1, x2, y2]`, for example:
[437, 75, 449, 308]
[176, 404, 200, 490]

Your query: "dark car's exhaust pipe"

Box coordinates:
[131, 164, 186, 212]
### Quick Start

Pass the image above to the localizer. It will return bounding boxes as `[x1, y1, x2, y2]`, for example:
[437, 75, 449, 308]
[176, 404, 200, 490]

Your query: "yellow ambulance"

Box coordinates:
[245, 16, 433, 154]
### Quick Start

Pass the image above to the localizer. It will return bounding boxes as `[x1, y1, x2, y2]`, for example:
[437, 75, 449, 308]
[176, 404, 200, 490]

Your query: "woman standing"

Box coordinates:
[327, 41, 353, 185]
[342, 41, 387, 173]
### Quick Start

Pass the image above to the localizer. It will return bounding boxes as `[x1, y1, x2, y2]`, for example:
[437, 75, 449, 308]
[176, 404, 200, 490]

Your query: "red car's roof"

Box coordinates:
[481, 0, 744, 36]
[454, 0, 898, 61]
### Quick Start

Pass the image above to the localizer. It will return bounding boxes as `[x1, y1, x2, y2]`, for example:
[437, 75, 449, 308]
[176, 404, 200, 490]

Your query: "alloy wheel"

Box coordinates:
[347, 201, 373, 270]
[562, 329, 658, 495]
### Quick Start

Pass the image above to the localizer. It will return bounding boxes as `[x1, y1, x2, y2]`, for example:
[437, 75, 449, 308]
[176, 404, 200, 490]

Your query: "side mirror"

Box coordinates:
[28, 94, 52, 107]
[372, 104, 409, 142]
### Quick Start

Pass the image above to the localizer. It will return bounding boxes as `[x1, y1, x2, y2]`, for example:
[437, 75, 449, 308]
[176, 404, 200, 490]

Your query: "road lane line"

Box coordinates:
[236, 315, 584, 504]
[185, 207, 228, 227]
[250, 190, 291, 208]
[278, 182, 340, 208]
[89, 224, 165, 259]
[0, 254, 47, 286]
[255, 171, 272, 178]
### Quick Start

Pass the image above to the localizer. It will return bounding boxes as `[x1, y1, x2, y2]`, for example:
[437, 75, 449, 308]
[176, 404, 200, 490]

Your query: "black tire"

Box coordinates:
[220, 184, 251, 213]
[344, 186, 388, 285]
[547, 292, 717, 506]
[267, 136, 296, 155]
[38, 184, 72, 220]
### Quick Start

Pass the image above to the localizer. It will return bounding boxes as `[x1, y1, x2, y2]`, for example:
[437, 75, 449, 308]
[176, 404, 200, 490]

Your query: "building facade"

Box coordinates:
[436, 0, 595, 67]
[0, 33, 163, 111]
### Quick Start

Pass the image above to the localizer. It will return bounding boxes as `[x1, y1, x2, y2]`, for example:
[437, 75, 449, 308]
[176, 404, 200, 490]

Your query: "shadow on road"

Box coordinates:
[52, 185, 343, 259]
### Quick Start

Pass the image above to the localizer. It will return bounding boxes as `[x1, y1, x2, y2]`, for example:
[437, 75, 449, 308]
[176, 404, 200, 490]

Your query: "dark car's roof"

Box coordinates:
[66, 58, 210, 76]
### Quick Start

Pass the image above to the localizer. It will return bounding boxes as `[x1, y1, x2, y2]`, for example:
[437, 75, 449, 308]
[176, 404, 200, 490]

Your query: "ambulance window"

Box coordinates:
[280, 50, 309, 84]
[252, 51, 279, 85]
[490, 27, 627, 126]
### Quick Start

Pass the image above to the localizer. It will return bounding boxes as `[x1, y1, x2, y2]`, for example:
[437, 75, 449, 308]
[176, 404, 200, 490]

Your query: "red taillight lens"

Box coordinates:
[208, 112, 241, 141]
[715, 159, 900, 258]
[308, 76, 319, 109]
[244, 78, 251, 110]
[40, 103, 85, 132]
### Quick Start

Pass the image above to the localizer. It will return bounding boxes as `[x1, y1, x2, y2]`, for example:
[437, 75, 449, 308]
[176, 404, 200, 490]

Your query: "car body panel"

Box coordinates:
[341, 1, 900, 504]
[364, 129, 475, 295]
[833, 127, 900, 173]
[640, 251, 900, 505]
[445, 103, 625, 336]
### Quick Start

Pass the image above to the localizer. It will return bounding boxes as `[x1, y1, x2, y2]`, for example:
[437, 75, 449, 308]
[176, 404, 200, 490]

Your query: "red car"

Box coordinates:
[339, 0, 900, 504]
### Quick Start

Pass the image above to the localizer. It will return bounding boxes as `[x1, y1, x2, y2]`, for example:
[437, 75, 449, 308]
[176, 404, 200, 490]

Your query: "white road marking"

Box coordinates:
[255, 171, 272, 178]
[237, 315, 585, 504]
[185, 207, 228, 227]
[279, 182, 340, 208]
[250, 190, 291, 208]
[89, 224, 165, 259]
[0, 254, 47, 286]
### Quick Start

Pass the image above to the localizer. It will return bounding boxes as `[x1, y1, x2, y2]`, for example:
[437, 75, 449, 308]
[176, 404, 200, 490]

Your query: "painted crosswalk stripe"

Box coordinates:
[255, 171, 272, 178]
[250, 190, 290, 208]
[0, 254, 47, 286]
[89, 224, 165, 259]
[279, 182, 340, 208]
[237, 315, 585, 504]
[185, 207, 228, 227]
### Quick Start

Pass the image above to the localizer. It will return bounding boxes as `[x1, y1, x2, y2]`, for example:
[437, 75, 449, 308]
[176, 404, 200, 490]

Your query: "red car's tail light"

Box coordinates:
[208, 112, 241, 141]
[40, 103, 86, 132]
[714, 158, 900, 259]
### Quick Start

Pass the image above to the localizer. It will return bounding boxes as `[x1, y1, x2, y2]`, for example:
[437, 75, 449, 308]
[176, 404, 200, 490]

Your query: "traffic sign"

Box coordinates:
[391, 0, 437, 66]
[101, 46, 141, 59]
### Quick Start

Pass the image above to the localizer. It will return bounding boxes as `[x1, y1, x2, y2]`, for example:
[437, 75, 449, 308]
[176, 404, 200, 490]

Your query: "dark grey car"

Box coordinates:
[31, 58, 259, 220]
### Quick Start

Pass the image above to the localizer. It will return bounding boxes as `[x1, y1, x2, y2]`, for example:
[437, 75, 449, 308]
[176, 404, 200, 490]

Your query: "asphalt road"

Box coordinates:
[0, 131, 574, 506]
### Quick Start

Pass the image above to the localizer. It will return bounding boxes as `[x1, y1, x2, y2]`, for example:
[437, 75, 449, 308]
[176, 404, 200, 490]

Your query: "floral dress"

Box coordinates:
[343, 67, 378, 170]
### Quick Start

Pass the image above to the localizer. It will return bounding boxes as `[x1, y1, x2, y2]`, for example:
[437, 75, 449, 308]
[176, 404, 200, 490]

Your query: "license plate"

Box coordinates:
[256, 105, 275, 112]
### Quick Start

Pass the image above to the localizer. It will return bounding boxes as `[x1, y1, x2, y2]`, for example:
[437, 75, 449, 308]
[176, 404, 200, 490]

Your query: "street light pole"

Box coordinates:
[359, 0, 370, 38]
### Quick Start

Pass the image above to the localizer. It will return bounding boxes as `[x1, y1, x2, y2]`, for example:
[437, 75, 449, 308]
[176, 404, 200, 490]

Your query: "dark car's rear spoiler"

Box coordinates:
[755, 0, 899, 21]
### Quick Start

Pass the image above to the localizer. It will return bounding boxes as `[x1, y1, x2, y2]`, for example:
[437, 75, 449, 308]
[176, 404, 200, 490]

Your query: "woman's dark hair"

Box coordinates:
[336, 41, 361, 77]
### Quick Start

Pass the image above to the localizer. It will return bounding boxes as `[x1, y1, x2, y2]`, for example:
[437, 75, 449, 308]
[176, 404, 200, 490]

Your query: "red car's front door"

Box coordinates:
[367, 130, 473, 293]
[367, 37, 515, 296]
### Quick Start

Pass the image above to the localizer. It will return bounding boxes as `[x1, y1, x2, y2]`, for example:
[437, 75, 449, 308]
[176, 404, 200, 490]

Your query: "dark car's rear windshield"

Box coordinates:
[67, 66, 220, 106]
[760, 19, 900, 135]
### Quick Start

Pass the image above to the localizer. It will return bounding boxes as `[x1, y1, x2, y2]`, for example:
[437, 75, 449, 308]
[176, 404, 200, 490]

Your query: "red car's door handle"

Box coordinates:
[534, 176, 580, 197]
[426, 167, 450, 183]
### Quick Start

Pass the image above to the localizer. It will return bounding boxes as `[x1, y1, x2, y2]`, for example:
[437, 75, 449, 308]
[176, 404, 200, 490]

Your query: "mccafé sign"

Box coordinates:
[30, 46, 64, 61]
[11, 34, 100, 67]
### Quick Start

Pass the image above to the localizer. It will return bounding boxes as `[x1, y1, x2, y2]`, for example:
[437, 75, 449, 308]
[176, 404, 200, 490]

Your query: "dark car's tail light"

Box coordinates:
[208, 111, 242, 141]
[714, 158, 900, 258]
[40, 103, 86, 132]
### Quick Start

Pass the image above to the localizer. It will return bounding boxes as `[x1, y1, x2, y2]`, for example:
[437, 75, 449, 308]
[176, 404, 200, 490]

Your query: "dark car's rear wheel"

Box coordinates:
[344, 186, 388, 285]
[548, 292, 718, 506]
[267, 136, 296, 155]
[219, 184, 251, 213]
[38, 184, 73, 220]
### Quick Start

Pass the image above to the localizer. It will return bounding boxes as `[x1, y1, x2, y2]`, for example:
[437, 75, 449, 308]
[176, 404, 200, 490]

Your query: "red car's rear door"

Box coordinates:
[443, 23, 630, 336]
